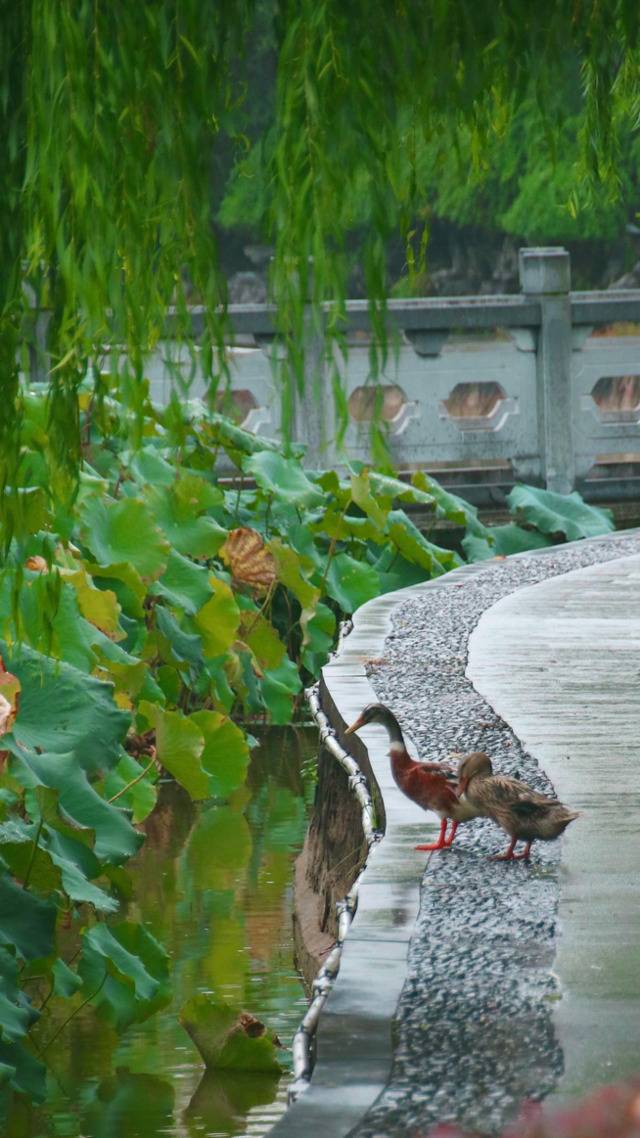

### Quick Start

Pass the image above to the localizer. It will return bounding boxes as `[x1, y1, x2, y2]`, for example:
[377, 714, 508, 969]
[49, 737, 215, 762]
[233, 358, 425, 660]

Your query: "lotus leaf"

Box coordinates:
[179, 996, 283, 1073]
[507, 485, 614, 541]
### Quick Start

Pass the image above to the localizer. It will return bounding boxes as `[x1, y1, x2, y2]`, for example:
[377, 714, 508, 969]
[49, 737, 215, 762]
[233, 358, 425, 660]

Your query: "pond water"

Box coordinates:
[10, 726, 318, 1138]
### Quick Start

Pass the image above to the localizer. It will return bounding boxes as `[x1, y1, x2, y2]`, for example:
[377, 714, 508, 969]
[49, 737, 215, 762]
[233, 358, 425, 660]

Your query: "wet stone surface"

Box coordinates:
[351, 531, 640, 1138]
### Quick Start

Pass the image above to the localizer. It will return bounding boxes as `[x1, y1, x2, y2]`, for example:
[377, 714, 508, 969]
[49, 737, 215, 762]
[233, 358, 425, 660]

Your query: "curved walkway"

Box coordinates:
[271, 530, 640, 1138]
[467, 554, 640, 1108]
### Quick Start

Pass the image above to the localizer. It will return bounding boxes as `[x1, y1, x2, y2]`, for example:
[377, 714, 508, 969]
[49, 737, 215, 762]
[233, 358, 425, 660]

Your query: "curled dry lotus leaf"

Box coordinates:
[0, 658, 21, 736]
[220, 528, 277, 594]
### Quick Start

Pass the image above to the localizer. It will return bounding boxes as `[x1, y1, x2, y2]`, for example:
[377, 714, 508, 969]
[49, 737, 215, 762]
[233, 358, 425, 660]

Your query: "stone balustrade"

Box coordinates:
[30, 246, 640, 502]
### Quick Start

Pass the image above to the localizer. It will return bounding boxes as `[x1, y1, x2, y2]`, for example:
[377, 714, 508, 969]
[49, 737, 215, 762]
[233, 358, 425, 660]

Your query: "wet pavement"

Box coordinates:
[271, 530, 640, 1138]
[468, 554, 640, 1111]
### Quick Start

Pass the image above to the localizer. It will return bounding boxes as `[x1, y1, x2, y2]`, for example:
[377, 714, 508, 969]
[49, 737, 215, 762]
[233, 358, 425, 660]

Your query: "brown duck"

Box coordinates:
[457, 751, 579, 860]
[345, 703, 484, 851]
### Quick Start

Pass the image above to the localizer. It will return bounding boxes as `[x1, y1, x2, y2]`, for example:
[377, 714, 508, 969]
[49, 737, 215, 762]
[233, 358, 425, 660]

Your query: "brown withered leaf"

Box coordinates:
[0, 657, 21, 736]
[220, 527, 277, 594]
[239, 1012, 266, 1038]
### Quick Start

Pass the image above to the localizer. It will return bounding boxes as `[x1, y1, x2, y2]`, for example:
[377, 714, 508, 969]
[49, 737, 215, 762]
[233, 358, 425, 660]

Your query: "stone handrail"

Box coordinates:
[27, 247, 640, 501]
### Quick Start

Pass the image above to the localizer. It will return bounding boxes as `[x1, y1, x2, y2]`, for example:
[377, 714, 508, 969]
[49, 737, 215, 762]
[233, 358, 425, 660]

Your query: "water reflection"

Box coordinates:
[13, 726, 317, 1138]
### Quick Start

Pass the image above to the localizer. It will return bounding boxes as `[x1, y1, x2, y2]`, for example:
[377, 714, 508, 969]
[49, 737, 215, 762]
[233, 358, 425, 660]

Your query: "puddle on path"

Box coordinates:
[10, 725, 318, 1138]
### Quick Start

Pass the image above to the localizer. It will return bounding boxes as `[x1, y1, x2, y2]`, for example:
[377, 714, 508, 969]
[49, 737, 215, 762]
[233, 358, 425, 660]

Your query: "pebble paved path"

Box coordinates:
[356, 532, 640, 1136]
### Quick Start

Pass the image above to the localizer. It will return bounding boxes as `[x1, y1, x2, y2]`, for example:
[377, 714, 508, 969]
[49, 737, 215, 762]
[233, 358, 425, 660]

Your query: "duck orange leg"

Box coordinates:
[492, 837, 532, 861]
[415, 819, 450, 852]
[444, 821, 459, 847]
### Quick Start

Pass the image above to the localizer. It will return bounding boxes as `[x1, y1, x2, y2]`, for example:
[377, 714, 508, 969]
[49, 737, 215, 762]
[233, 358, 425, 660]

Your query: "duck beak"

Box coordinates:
[344, 714, 365, 736]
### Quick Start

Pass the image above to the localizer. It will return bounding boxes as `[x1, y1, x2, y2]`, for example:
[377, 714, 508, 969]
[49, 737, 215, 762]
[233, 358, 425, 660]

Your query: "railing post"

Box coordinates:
[519, 247, 574, 494]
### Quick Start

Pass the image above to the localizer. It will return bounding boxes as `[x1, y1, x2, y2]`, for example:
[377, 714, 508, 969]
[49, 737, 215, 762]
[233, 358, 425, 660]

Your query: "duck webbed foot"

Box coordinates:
[415, 818, 454, 852]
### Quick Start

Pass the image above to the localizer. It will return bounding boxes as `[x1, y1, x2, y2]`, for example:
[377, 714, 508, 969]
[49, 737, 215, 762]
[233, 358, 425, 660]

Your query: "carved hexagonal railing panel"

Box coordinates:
[588, 375, 640, 424]
[348, 384, 419, 437]
[439, 381, 517, 432]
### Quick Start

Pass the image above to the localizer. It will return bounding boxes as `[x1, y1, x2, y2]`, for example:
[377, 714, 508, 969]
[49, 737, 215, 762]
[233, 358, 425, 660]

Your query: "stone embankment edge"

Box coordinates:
[270, 558, 515, 1137]
[270, 529, 636, 1138]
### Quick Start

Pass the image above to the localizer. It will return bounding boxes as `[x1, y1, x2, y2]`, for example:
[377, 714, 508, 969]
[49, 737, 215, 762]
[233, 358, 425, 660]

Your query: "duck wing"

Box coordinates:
[479, 775, 551, 809]
[400, 765, 461, 813]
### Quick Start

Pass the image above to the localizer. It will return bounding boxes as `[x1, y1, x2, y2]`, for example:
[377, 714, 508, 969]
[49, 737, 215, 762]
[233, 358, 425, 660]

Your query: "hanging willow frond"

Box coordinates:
[2, 0, 640, 544]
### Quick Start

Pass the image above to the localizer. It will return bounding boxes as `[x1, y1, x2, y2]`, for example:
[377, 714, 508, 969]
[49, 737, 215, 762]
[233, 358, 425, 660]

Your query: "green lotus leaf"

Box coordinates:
[28, 785, 95, 850]
[173, 471, 224, 511]
[325, 552, 380, 613]
[86, 561, 147, 619]
[0, 1037, 45, 1100]
[238, 612, 285, 669]
[350, 469, 388, 528]
[146, 484, 227, 558]
[367, 470, 432, 506]
[0, 875, 56, 961]
[16, 577, 97, 673]
[463, 522, 553, 562]
[8, 748, 142, 864]
[138, 702, 211, 800]
[192, 577, 240, 658]
[61, 568, 124, 639]
[283, 521, 325, 570]
[411, 470, 488, 538]
[190, 711, 250, 797]
[129, 447, 176, 486]
[203, 656, 236, 713]
[151, 550, 213, 614]
[234, 647, 266, 717]
[207, 413, 294, 459]
[43, 828, 118, 913]
[377, 553, 430, 593]
[267, 539, 320, 610]
[179, 996, 283, 1073]
[79, 496, 169, 579]
[0, 947, 37, 1043]
[300, 601, 336, 672]
[79, 922, 170, 1031]
[2, 641, 130, 774]
[155, 605, 204, 665]
[0, 822, 63, 895]
[507, 484, 614, 541]
[94, 646, 149, 698]
[1, 486, 49, 536]
[387, 509, 461, 574]
[52, 957, 83, 999]
[259, 656, 301, 724]
[243, 451, 324, 508]
[316, 509, 384, 542]
[102, 751, 158, 823]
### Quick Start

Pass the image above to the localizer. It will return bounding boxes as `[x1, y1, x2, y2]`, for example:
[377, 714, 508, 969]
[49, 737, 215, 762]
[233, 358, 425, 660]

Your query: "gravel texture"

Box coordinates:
[351, 531, 640, 1138]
